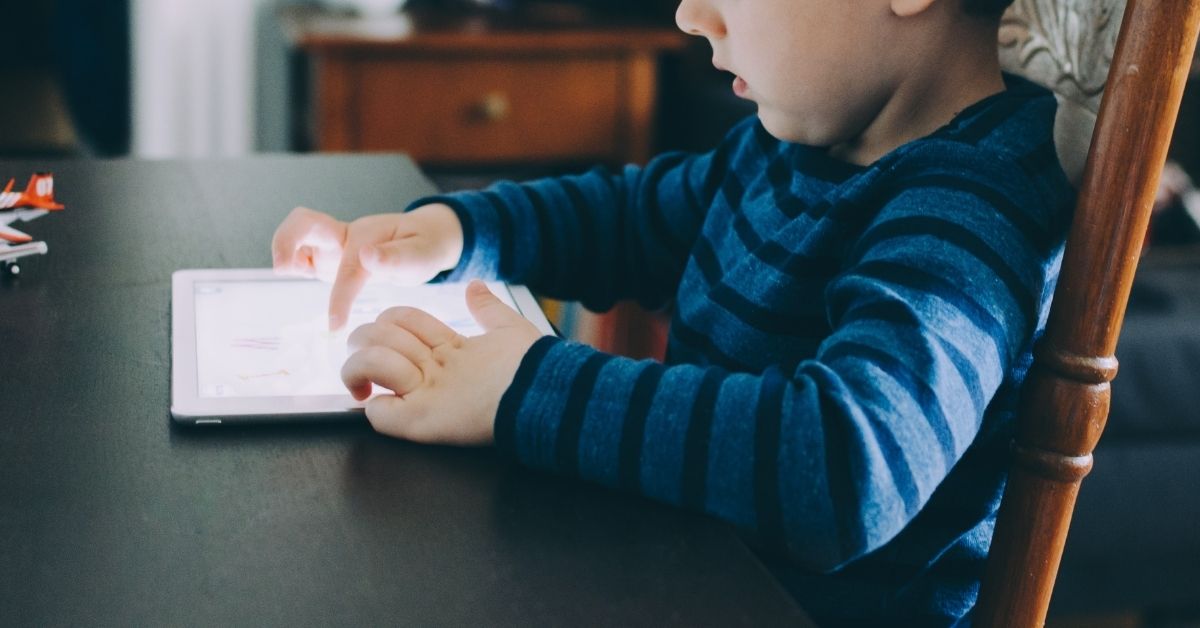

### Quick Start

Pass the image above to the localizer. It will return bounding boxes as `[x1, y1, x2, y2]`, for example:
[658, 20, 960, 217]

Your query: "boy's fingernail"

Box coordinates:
[329, 314, 342, 330]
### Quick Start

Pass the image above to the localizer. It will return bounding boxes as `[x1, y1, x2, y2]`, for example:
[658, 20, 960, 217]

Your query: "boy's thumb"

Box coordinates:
[465, 280, 522, 332]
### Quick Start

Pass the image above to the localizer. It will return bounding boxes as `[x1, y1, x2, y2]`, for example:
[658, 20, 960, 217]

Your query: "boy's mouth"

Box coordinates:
[733, 76, 749, 98]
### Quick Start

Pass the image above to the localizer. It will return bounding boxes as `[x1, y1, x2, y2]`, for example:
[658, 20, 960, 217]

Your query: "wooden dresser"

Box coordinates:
[282, 5, 686, 167]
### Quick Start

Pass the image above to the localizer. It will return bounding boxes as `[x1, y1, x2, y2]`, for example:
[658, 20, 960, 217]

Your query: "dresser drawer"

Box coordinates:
[342, 55, 623, 163]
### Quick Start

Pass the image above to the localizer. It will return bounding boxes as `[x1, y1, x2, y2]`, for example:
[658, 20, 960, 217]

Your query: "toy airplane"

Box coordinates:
[1, 173, 64, 276]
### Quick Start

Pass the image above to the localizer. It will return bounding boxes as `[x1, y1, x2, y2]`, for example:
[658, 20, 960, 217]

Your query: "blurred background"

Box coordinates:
[0, 0, 751, 170]
[3, 1, 1200, 627]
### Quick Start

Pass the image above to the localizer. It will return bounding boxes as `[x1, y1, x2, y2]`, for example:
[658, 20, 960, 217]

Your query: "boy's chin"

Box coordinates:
[757, 111, 849, 151]
[756, 113, 814, 146]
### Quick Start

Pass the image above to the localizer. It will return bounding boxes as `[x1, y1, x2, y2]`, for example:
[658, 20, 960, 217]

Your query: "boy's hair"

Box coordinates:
[963, 0, 1015, 16]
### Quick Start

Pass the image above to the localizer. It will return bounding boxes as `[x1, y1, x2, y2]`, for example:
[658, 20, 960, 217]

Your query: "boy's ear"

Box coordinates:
[890, 0, 939, 17]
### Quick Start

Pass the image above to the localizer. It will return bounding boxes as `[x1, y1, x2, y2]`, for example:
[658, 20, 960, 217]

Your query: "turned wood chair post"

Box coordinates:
[975, 1, 1200, 626]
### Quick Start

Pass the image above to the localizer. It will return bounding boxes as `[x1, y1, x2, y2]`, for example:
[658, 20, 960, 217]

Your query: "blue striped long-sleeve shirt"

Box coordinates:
[410, 74, 1074, 626]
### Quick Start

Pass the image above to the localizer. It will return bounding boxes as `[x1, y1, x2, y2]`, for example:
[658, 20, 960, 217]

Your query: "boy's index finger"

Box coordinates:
[329, 250, 369, 331]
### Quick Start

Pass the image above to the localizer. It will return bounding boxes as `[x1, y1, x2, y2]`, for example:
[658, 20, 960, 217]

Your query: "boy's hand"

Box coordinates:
[271, 204, 464, 330]
[341, 280, 544, 445]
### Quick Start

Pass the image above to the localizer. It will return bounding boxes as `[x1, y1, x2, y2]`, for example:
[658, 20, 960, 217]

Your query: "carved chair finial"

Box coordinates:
[999, 0, 1127, 181]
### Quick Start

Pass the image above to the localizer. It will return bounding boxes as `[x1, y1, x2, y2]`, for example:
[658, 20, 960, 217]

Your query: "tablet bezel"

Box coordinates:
[170, 268, 556, 425]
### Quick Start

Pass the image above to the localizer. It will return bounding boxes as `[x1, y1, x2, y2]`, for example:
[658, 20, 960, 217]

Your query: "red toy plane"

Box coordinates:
[1, 173, 64, 275]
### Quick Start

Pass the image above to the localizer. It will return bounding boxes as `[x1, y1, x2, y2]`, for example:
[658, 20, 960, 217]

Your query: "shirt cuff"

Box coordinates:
[494, 335, 561, 458]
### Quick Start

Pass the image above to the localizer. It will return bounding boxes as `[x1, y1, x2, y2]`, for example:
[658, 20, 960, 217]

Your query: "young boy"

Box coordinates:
[272, 0, 1073, 623]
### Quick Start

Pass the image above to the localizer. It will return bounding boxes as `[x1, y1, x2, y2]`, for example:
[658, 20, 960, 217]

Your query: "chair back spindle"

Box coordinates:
[976, 1, 1200, 625]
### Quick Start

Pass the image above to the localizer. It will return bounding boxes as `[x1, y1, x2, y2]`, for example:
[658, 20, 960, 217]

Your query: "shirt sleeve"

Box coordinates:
[492, 170, 1065, 573]
[404, 119, 754, 312]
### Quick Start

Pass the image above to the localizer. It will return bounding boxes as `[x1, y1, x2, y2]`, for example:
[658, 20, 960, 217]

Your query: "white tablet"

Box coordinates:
[171, 269, 555, 425]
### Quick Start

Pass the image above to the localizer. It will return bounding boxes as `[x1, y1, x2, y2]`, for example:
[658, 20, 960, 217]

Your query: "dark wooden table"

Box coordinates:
[0, 155, 811, 626]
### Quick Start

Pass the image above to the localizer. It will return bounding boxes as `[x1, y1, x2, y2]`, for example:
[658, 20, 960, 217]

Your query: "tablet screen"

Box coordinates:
[192, 279, 515, 398]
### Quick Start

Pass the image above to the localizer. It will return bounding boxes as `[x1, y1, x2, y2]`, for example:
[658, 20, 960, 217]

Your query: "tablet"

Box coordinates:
[171, 269, 555, 425]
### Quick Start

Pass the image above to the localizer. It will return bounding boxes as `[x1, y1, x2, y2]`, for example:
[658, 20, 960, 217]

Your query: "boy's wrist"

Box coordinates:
[405, 202, 465, 273]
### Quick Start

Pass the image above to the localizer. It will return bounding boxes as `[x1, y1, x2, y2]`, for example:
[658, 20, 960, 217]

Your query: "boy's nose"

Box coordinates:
[675, 0, 726, 38]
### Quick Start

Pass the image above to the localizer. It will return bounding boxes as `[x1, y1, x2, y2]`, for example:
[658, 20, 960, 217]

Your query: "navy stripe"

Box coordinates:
[639, 162, 692, 261]
[680, 368, 725, 510]
[844, 259, 1009, 361]
[717, 170, 747, 221]
[831, 278, 988, 413]
[700, 139, 732, 203]
[603, 168, 633, 297]
[851, 216, 1037, 327]
[811, 366, 862, 558]
[560, 178, 600, 289]
[678, 155, 708, 223]
[690, 233, 724, 286]
[766, 151, 810, 219]
[1016, 139, 1058, 181]
[521, 185, 557, 287]
[754, 366, 787, 548]
[554, 352, 609, 473]
[904, 173, 1051, 253]
[823, 341, 946, 506]
[494, 336, 558, 456]
[693, 239, 831, 337]
[948, 92, 1027, 145]
[676, 153, 700, 211]
[924, 551, 987, 586]
[731, 200, 764, 250]
[821, 338, 957, 471]
[793, 145, 866, 183]
[710, 282, 828, 337]
[815, 190, 893, 233]
[617, 363, 665, 492]
[752, 119, 777, 156]
[756, 241, 843, 281]
[932, 332, 986, 416]
[670, 316, 759, 373]
[482, 190, 515, 280]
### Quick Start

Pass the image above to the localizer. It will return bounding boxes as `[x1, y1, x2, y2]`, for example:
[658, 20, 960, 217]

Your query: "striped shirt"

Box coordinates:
[413, 74, 1074, 626]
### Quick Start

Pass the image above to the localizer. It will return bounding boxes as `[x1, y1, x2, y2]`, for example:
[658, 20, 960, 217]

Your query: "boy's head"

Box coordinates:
[677, 0, 1013, 163]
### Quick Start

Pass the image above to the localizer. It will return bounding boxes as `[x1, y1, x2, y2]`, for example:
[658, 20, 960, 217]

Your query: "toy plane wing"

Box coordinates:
[0, 209, 49, 243]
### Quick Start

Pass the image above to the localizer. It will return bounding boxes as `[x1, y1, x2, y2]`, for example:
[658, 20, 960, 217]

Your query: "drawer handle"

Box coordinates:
[475, 92, 511, 122]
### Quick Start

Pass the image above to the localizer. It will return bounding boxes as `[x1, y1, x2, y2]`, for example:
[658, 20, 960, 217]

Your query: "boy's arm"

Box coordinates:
[409, 118, 755, 312]
[493, 168, 1066, 571]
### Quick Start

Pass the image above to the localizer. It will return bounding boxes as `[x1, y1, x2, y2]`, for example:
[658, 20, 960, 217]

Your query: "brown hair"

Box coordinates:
[963, 0, 1015, 16]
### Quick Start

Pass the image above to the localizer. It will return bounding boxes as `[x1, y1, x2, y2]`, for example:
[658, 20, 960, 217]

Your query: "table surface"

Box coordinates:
[0, 155, 811, 627]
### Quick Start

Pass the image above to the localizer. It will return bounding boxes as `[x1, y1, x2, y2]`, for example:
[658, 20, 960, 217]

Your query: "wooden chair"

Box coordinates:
[975, 0, 1200, 625]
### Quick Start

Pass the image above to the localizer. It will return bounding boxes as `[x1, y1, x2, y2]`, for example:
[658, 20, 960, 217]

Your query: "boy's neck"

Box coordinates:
[828, 20, 1007, 166]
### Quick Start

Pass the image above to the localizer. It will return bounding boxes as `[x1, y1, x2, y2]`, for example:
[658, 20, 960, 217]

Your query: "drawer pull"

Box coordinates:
[476, 92, 511, 122]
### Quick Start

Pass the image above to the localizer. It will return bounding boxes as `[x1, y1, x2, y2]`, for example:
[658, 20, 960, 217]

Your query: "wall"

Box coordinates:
[132, 0, 289, 157]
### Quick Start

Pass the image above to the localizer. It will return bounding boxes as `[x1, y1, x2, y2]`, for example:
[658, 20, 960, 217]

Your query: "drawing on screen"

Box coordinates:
[237, 369, 291, 380]
[232, 337, 282, 351]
